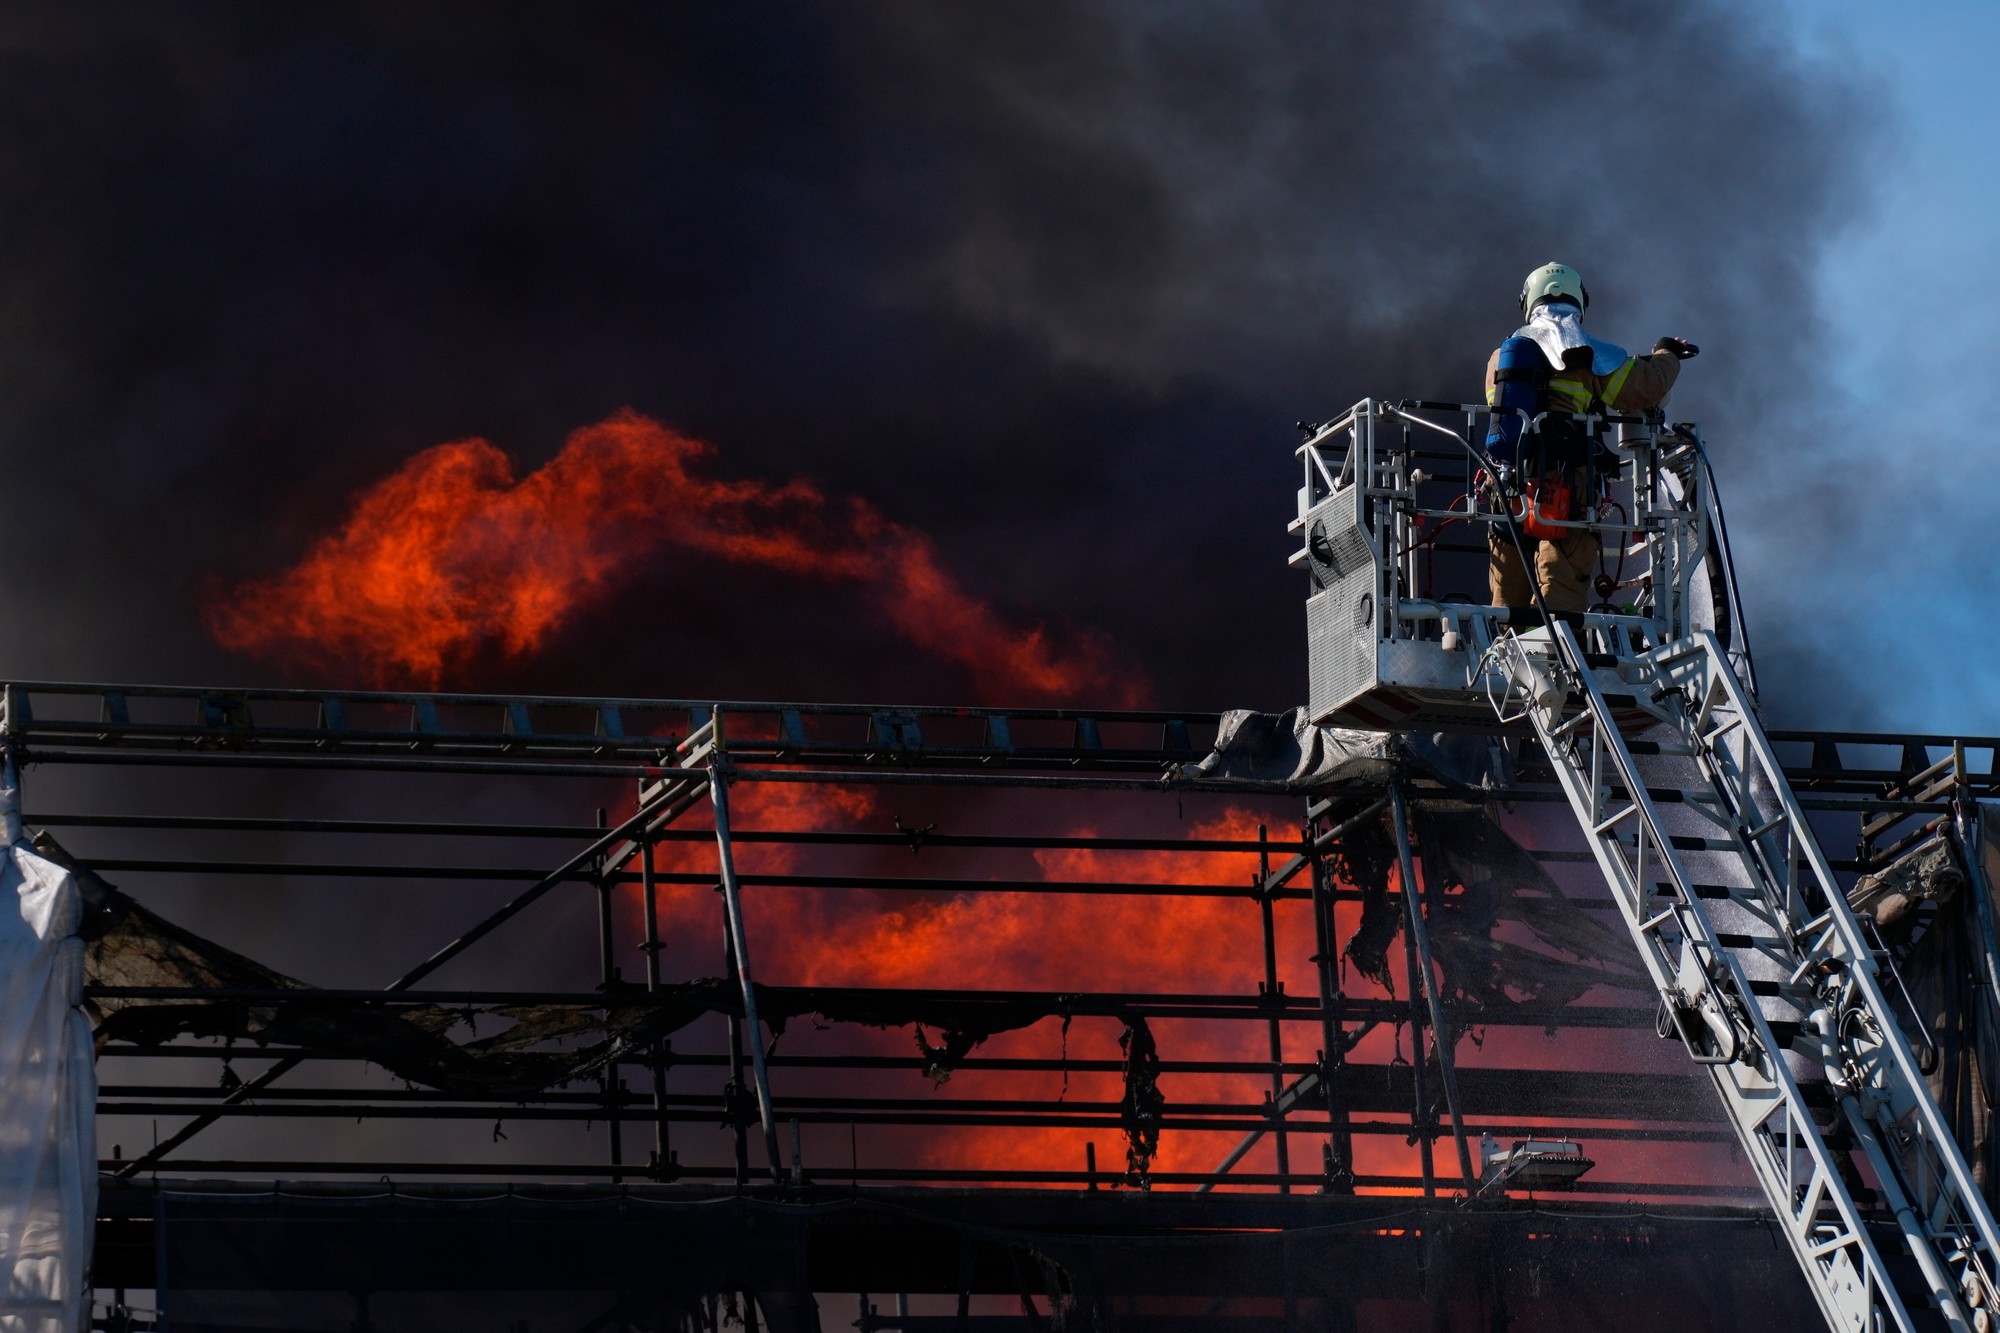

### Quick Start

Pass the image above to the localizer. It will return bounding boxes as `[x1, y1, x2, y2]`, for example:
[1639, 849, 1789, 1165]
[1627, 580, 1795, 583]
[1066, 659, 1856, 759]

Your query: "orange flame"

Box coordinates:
[628, 787, 1726, 1194]
[207, 410, 1140, 703]
[633, 784, 1321, 1183]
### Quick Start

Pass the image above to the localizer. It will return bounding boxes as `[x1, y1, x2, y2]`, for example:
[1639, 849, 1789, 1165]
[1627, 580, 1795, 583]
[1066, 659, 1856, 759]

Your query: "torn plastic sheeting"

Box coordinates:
[57, 832, 1136, 1101]
[1174, 708, 1501, 792]
[1852, 804, 2000, 1196]
[1117, 1016, 1162, 1187]
[1412, 805, 1648, 1020]
[0, 834, 95, 1332]
[1328, 803, 1640, 1018]
[1850, 834, 1964, 931]
[60, 821, 1194, 1184]
[1333, 809, 1400, 991]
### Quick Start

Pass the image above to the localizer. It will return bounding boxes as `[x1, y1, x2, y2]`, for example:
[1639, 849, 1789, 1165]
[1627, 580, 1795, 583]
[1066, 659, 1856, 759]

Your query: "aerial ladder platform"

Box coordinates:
[1294, 400, 2000, 1333]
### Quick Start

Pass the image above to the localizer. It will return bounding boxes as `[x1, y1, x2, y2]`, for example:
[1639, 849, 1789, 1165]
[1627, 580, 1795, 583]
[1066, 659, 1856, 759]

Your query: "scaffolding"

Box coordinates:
[1, 676, 1985, 1328]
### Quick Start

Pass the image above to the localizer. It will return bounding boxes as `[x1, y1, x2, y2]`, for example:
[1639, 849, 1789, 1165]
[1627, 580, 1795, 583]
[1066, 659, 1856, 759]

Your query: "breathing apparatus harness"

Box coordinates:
[1482, 332, 1613, 543]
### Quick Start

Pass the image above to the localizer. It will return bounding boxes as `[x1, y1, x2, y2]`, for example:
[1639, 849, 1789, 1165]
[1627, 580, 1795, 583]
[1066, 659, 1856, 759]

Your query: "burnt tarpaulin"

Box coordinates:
[0, 818, 95, 1331]
[58, 811, 738, 1098]
[1175, 709, 1402, 789]
[55, 830, 1030, 1096]
[1332, 803, 1644, 1018]
[1334, 808, 1401, 991]
[1853, 807, 2000, 1201]
[1172, 709, 1503, 793]
[59, 835, 1157, 1151]
[1412, 805, 1647, 1019]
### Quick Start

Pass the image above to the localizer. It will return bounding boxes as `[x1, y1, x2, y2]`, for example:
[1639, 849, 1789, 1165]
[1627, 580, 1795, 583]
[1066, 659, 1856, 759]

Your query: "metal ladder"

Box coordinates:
[1489, 621, 2000, 1333]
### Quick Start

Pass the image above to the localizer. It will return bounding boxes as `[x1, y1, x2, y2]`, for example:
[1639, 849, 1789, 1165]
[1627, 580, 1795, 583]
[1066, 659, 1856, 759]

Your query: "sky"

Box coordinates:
[1756, 1, 2000, 733]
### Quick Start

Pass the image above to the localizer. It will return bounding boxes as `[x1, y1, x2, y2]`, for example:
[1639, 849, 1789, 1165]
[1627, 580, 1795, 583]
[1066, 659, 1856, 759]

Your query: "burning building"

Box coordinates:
[0, 4, 1940, 1329]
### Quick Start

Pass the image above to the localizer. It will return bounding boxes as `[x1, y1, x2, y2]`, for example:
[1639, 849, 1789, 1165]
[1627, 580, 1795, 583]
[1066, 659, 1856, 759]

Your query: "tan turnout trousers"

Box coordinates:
[1487, 525, 1600, 614]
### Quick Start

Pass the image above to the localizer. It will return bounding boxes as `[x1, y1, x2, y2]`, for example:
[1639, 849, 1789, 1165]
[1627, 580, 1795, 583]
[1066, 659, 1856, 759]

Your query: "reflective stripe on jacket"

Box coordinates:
[1484, 343, 1680, 415]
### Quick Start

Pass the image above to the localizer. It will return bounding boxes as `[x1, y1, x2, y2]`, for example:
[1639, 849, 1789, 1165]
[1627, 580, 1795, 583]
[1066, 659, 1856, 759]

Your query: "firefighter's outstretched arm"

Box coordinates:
[1604, 339, 1692, 411]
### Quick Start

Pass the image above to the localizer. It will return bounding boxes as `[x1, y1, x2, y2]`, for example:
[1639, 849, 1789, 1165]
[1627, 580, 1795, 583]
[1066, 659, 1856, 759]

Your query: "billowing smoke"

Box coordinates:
[0, 3, 1867, 717]
[0, 3, 1881, 1202]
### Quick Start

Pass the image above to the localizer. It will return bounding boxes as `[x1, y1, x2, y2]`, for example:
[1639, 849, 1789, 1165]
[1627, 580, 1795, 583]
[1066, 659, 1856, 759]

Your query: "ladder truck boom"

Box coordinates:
[1295, 400, 2000, 1333]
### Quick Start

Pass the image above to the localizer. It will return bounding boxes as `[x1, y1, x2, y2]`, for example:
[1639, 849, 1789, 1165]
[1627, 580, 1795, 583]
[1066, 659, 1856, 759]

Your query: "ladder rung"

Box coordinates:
[1659, 883, 1734, 900]
[1639, 906, 1676, 932]
[1702, 716, 1744, 746]
[1550, 710, 1595, 740]
[1890, 752, 1956, 799]
[1744, 812, 1789, 840]
[1629, 834, 1738, 852]
[1712, 931, 1782, 951]
[1592, 804, 1639, 835]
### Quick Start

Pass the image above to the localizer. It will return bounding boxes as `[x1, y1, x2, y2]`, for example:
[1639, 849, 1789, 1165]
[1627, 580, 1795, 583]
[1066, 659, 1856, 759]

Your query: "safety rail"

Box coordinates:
[0, 681, 1217, 776]
[1291, 398, 1731, 731]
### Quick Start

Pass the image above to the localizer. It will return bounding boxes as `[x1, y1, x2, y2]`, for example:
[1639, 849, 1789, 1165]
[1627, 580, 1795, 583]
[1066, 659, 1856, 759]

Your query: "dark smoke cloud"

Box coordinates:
[0, 2, 1869, 716]
[0, 3, 1885, 1198]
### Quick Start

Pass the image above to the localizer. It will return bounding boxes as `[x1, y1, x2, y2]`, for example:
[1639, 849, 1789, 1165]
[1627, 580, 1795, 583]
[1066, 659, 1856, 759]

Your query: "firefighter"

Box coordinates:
[1484, 262, 1698, 614]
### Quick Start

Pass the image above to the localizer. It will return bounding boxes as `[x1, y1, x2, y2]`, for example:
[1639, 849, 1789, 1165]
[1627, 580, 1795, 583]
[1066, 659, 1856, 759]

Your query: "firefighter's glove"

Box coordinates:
[1653, 336, 1699, 361]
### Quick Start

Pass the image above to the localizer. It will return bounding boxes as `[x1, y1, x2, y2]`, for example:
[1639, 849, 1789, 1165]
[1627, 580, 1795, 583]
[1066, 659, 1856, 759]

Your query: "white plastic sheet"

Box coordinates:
[1174, 708, 1506, 793]
[0, 760, 95, 1332]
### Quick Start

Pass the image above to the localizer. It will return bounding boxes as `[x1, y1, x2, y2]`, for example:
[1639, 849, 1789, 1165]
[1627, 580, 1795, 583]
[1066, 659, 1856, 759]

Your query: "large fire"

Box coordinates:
[207, 410, 1138, 703]
[200, 407, 1693, 1195]
[630, 782, 1709, 1194]
[634, 781, 1349, 1186]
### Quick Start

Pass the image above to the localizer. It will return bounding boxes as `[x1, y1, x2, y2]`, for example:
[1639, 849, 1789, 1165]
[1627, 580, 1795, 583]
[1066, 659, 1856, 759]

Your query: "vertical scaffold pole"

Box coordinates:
[708, 709, 785, 1182]
[0, 741, 20, 848]
[637, 805, 671, 1171]
[723, 921, 750, 1187]
[595, 808, 623, 1182]
[0, 687, 19, 847]
[1256, 824, 1291, 1192]
[1399, 888, 1435, 1196]
[1308, 804, 1355, 1193]
[1388, 784, 1476, 1190]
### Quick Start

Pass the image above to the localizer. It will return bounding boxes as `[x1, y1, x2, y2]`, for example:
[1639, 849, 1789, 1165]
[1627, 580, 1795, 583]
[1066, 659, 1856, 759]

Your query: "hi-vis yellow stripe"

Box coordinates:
[1548, 378, 1592, 410]
[1601, 357, 1635, 406]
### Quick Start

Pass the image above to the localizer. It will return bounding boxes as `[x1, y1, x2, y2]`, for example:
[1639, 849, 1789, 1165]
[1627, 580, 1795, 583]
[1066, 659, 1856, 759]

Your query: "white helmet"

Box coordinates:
[1519, 262, 1588, 315]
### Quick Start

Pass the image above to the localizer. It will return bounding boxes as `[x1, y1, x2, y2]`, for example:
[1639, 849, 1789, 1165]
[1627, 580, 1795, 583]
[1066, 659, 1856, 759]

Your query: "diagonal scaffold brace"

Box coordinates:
[113, 742, 715, 1177]
[706, 713, 786, 1184]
